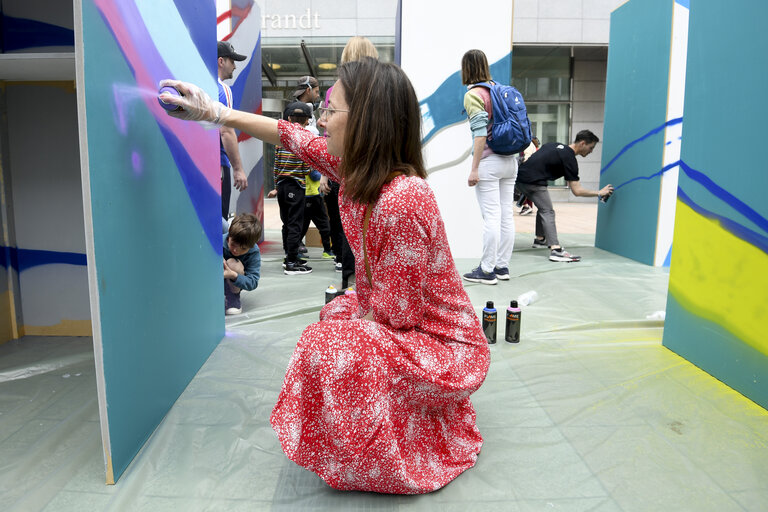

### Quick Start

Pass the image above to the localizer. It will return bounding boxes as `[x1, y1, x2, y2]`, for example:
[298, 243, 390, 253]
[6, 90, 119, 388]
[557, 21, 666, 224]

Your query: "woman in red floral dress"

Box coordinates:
[161, 58, 490, 494]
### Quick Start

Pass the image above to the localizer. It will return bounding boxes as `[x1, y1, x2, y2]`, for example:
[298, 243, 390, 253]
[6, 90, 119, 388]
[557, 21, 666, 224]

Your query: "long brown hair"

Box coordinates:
[337, 58, 426, 204]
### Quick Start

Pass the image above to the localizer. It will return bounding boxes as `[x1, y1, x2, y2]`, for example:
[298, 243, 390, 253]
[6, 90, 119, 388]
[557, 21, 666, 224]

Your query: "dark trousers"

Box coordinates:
[277, 179, 306, 262]
[221, 165, 231, 219]
[324, 180, 355, 285]
[516, 182, 559, 247]
[324, 181, 344, 262]
[302, 195, 332, 252]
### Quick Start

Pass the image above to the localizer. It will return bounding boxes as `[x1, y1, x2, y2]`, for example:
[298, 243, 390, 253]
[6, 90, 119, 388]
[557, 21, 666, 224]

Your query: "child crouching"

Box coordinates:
[223, 213, 262, 315]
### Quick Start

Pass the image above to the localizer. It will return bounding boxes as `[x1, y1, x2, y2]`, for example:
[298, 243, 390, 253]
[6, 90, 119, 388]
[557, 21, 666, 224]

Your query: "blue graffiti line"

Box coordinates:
[1, 15, 75, 52]
[419, 56, 511, 146]
[677, 188, 768, 256]
[613, 160, 679, 192]
[613, 159, 768, 238]
[600, 117, 683, 176]
[157, 124, 222, 254]
[679, 160, 768, 236]
[0, 246, 87, 272]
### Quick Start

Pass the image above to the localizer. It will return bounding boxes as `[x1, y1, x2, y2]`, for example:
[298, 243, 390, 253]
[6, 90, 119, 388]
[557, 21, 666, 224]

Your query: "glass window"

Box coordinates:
[512, 46, 572, 186]
[511, 46, 571, 101]
[262, 37, 395, 83]
[260, 37, 395, 196]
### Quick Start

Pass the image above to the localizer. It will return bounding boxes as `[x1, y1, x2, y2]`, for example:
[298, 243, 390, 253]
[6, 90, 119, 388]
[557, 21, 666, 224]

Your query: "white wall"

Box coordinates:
[513, 0, 626, 44]
[6, 83, 90, 334]
[401, 0, 513, 260]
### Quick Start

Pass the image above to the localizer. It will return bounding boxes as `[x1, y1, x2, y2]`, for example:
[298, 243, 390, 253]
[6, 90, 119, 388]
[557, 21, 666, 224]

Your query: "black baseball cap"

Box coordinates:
[218, 41, 247, 61]
[283, 101, 313, 120]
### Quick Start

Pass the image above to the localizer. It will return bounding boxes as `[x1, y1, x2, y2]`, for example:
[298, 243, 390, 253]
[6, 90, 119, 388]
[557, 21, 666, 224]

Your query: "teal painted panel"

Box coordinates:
[595, 0, 674, 265]
[676, 1, 767, 223]
[662, 0, 768, 411]
[81, 0, 223, 481]
[664, 296, 767, 410]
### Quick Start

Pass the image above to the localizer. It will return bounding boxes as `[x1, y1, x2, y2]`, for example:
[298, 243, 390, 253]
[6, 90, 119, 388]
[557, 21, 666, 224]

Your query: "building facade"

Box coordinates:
[236, 0, 625, 200]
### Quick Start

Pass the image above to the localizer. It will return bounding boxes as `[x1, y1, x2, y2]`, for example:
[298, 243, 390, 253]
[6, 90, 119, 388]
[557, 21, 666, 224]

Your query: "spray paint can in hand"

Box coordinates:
[505, 300, 521, 343]
[158, 85, 183, 111]
[325, 285, 337, 304]
[482, 301, 497, 344]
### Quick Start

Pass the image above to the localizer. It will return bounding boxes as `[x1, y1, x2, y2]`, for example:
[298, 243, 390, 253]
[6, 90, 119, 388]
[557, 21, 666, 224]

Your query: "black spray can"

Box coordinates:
[482, 301, 497, 344]
[325, 285, 337, 304]
[505, 300, 521, 343]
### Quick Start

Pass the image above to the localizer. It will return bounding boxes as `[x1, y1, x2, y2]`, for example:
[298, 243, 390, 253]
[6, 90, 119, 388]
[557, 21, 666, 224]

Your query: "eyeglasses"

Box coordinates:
[318, 107, 349, 119]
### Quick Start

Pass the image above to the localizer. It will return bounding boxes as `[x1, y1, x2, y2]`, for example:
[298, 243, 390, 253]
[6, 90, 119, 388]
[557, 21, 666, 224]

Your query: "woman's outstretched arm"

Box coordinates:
[159, 79, 280, 146]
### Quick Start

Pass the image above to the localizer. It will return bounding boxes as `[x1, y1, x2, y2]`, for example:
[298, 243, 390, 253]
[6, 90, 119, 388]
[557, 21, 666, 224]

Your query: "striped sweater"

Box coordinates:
[274, 146, 309, 187]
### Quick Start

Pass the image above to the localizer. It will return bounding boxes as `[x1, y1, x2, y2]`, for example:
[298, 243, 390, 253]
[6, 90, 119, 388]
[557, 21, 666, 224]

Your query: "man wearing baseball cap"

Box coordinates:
[217, 41, 248, 222]
[291, 75, 320, 135]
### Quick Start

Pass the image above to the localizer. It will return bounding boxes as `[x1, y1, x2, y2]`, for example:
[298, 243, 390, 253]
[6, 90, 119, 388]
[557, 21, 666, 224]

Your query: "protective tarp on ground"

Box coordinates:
[1, 233, 767, 511]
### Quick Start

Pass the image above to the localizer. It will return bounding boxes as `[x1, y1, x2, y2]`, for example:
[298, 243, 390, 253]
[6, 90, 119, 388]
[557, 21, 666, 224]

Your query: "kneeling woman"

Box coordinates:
[160, 58, 490, 494]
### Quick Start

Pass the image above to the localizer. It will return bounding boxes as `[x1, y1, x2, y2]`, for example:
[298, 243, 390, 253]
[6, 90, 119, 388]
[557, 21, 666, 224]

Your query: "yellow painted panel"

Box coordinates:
[0, 290, 19, 343]
[669, 200, 768, 356]
[20, 319, 92, 337]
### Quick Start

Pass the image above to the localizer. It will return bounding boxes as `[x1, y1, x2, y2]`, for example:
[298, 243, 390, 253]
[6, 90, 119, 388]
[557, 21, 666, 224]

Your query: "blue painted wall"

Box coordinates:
[595, 0, 674, 265]
[663, 0, 768, 410]
[81, 0, 223, 481]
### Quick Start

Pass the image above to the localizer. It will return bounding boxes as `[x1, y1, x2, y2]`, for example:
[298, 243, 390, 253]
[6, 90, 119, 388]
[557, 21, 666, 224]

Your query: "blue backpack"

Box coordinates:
[471, 81, 532, 155]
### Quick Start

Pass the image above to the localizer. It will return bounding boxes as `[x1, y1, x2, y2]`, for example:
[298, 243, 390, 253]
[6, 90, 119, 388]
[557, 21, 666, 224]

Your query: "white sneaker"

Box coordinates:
[549, 248, 581, 262]
[225, 306, 242, 315]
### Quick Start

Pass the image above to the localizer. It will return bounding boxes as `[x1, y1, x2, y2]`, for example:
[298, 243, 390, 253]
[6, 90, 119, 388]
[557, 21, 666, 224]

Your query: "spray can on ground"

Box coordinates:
[325, 285, 337, 304]
[482, 301, 497, 344]
[505, 300, 521, 343]
[517, 290, 539, 307]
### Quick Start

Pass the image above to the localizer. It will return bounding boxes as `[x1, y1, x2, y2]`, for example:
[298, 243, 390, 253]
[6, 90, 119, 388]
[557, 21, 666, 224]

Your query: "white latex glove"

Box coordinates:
[158, 79, 232, 125]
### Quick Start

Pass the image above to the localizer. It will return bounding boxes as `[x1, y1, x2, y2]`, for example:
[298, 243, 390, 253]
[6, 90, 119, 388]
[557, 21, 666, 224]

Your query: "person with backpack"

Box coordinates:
[516, 130, 614, 262]
[461, 49, 529, 285]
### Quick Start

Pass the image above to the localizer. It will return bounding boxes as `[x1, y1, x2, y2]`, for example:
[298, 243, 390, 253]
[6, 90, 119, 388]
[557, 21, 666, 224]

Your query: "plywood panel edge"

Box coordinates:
[73, 0, 114, 485]
[654, 0, 689, 266]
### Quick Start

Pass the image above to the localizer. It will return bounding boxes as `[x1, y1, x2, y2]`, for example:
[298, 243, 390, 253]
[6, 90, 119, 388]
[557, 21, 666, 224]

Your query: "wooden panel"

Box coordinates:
[75, 0, 223, 482]
[663, 0, 768, 410]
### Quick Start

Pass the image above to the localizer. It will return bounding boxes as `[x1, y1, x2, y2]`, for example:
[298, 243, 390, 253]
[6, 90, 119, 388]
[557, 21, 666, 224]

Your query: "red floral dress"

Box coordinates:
[270, 121, 490, 494]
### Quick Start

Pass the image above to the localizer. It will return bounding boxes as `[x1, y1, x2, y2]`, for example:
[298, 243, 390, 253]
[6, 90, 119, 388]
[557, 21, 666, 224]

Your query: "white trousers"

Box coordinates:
[474, 153, 518, 273]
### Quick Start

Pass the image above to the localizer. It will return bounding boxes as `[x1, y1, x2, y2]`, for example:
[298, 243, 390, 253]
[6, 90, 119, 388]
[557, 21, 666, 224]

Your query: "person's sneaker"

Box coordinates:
[224, 287, 242, 315]
[298, 243, 308, 254]
[532, 238, 549, 249]
[493, 267, 510, 280]
[283, 257, 308, 269]
[462, 266, 498, 285]
[284, 261, 313, 275]
[549, 248, 582, 262]
[520, 205, 533, 216]
[322, 251, 335, 260]
[335, 262, 342, 272]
